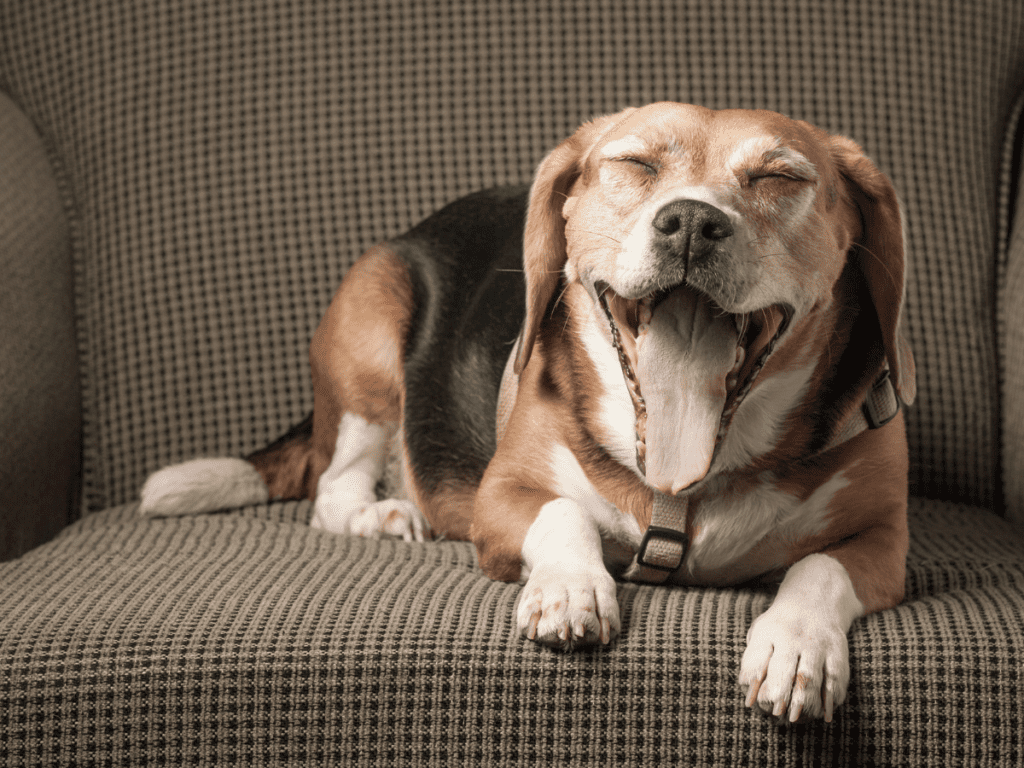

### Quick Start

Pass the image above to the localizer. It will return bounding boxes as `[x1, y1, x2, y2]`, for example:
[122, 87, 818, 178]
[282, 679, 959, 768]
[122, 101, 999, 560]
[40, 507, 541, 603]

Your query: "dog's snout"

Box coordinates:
[651, 200, 734, 261]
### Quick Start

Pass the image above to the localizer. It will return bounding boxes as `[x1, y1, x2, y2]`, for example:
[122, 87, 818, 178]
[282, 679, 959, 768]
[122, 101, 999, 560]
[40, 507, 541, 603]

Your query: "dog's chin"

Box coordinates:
[595, 280, 790, 495]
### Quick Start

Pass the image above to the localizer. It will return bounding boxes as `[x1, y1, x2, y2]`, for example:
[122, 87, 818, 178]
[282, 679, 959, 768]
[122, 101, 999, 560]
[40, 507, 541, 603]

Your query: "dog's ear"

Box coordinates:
[515, 108, 636, 374]
[831, 137, 917, 405]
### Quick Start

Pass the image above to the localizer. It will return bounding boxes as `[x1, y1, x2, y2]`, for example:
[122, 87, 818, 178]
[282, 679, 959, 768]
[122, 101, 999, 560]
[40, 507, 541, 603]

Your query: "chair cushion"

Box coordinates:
[2, 497, 1022, 767]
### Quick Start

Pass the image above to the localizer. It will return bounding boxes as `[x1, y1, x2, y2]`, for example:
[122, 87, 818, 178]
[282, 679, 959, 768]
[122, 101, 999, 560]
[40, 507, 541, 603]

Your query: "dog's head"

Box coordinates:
[516, 102, 915, 495]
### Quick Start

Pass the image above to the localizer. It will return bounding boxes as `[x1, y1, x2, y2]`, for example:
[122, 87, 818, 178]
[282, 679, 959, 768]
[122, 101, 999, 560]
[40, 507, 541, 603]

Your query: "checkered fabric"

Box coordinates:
[2, 498, 1023, 767]
[2, 0, 1024, 766]
[0, 0, 1021, 514]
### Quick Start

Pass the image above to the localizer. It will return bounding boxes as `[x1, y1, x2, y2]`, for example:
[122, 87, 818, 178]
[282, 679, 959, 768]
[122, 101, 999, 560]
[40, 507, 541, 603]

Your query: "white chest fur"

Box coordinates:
[674, 470, 850, 585]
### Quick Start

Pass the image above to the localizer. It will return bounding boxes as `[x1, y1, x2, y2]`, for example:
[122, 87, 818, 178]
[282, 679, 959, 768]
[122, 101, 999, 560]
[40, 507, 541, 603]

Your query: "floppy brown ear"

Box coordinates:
[831, 137, 917, 405]
[514, 109, 636, 374]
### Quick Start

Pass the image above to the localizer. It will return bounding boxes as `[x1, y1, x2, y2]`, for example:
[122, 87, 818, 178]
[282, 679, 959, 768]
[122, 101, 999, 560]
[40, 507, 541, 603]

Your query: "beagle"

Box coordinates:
[141, 102, 916, 723]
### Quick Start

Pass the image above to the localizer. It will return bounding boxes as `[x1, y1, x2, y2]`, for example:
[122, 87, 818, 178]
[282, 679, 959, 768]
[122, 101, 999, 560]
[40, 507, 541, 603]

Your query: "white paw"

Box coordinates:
[350, 499, 431, 542]
[517, 563, 620, 650]
[738, 605, 851, 723]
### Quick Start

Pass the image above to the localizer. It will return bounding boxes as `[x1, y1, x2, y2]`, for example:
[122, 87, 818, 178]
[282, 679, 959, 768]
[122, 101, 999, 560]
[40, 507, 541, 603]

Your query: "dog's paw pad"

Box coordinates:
[516, 564, 620, 650]
[349, 499, 431, 542]
[738, 608, 850, 723]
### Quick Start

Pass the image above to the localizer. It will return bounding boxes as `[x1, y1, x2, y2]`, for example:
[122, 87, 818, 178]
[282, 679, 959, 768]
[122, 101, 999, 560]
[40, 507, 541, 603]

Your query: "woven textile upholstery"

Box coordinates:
[3, 499, 1024, 767]
[3, 0, 1024, 766]
[0, 0, 1021, 513]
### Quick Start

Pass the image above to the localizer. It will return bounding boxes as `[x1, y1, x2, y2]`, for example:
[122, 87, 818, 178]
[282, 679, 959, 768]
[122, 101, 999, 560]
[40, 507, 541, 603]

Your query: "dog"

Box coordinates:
[141, 102, 916, 723]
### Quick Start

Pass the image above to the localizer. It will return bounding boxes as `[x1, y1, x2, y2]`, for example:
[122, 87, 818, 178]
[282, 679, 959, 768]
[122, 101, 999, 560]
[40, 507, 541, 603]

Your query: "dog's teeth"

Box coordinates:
[638, 322, 650, 335]
[729, 345, 746, 376]
[726, 375, 738, 391]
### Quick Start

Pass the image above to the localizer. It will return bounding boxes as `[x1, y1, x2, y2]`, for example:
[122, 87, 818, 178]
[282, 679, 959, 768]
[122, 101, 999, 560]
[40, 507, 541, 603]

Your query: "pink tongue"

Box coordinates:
[636, 289, 739, 495]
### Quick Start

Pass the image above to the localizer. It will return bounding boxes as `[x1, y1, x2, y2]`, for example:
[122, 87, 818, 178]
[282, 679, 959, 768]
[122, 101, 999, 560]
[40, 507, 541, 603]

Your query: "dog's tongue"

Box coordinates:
[636, 288, 739, 495]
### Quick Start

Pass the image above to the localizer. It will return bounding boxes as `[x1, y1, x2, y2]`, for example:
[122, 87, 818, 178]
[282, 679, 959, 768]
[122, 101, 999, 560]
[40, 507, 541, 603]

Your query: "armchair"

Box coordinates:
[2, 1, 1023, 765]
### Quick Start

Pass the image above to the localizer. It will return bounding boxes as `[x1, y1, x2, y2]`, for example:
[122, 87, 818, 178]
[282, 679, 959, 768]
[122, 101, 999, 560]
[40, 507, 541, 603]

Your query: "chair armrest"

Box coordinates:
[0, 92, 80, 561]
[1002, 92, 1024, 533]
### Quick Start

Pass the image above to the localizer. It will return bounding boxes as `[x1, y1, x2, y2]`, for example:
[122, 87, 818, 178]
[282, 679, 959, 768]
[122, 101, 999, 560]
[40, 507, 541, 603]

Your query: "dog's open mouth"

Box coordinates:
[596, 281, 791, 495]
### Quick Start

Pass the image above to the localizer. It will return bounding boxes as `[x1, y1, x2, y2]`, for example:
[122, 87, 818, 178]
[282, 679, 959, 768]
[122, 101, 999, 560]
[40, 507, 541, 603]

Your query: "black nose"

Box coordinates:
[651, 200, 734, 262]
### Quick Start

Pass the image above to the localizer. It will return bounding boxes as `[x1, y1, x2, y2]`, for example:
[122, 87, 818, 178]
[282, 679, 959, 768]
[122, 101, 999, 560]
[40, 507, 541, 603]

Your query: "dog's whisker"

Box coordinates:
[552, 278, 574, 314]
[565, 227, 623, 245]
[856, 243, 900, 287]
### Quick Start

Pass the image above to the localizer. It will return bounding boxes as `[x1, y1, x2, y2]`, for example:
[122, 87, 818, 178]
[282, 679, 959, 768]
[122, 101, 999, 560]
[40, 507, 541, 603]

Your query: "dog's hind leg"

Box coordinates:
[306, 245, 431, 541]
[139, 244, 426, 529]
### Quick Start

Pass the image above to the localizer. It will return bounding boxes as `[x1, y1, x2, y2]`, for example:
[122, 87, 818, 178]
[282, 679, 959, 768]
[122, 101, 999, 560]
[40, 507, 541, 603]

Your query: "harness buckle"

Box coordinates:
[863, 368, 901, 429]
[636, 526, 690, 572]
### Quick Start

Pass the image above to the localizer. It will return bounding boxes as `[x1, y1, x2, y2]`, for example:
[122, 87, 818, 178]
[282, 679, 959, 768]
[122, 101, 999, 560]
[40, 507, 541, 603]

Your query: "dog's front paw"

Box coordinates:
[517, 563, 620, 650]
[738, 605, 850, 723]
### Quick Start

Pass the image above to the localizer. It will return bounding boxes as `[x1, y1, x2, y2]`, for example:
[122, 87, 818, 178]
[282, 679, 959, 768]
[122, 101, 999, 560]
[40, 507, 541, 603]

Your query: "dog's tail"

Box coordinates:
[139, 413, 316, 516]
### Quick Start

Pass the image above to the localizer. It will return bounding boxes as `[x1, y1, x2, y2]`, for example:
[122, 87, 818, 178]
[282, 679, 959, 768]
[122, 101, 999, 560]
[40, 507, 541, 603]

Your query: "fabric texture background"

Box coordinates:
[1, 0, 1024, 765]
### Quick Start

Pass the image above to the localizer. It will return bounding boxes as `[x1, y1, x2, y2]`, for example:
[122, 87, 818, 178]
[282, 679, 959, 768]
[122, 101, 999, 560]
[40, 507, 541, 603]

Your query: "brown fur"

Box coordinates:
[775, 418, 911, 613]
[246, 414, 316, 500]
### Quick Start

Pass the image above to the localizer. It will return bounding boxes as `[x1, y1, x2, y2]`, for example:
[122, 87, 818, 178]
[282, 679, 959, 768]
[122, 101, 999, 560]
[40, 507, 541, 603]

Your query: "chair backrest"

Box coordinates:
[1, 0, 1022, 516]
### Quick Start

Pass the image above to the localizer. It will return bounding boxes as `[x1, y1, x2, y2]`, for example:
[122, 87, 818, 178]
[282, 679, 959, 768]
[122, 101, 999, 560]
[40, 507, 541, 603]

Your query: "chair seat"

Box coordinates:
[2, 497, 1023, 766]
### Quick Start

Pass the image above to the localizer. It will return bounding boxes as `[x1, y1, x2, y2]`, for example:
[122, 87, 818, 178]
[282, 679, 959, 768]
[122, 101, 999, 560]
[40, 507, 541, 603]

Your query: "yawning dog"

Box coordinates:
[141, 102, 916, 723]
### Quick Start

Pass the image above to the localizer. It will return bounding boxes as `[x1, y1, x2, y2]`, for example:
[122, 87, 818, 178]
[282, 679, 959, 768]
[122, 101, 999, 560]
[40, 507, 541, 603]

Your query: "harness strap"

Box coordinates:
[821, 367, 901, 453]
[627, 494, 690, 583]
